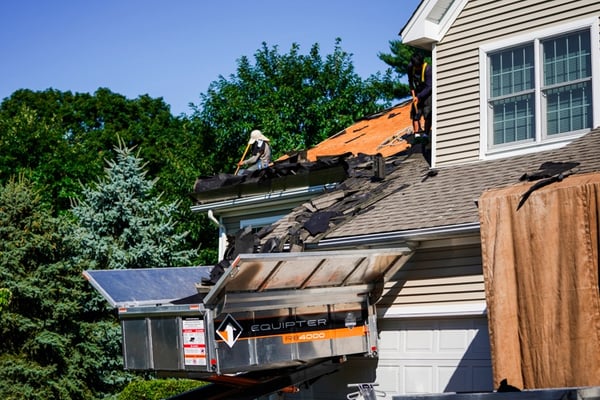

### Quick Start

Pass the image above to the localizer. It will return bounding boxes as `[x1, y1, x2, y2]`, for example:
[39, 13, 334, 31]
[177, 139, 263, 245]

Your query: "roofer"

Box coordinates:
[407, 52, 432, 139]
[236, 129, 272, 175]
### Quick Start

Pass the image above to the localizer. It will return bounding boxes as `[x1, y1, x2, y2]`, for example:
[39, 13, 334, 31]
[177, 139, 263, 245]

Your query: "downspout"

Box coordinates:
[208, 209, 227, 261]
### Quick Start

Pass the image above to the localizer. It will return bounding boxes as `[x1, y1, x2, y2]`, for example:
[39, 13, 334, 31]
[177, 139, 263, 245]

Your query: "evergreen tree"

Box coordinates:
[0, 175, 123, 399]
[378, 40, 432, 100]
[70, 138, 196, 270]
[0, 288, 10, 311]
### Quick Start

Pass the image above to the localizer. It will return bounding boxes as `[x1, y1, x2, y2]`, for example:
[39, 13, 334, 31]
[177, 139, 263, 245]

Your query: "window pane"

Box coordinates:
[543, 30, 591, 85]
[545, 81, 592, 135]
[543, 30, 592, 135]
[490, 44, 534, 97]
[491, 93, 535, 144]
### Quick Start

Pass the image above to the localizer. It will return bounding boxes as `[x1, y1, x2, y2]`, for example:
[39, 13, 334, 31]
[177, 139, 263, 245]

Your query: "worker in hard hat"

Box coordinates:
[236, 129, 272, 174]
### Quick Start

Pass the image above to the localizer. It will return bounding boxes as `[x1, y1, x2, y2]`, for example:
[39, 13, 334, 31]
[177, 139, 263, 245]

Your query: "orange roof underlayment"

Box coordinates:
[285, 101, 414, 162]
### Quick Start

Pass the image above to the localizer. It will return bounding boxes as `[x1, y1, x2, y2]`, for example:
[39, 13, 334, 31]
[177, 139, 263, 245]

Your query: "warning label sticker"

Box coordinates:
[183, 319, 206, 366]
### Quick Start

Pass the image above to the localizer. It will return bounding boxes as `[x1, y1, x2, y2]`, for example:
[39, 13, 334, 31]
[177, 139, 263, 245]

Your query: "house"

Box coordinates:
[186, 1, 600, 398]
[402, 0, 600, 168]
[190, 101, 414, 261]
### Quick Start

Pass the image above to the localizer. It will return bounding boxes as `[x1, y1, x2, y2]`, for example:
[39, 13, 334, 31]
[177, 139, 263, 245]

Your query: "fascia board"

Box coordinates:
[401, 0, 468, 47]
[400, 0, 432, 44]
[190, 184, 329, 215]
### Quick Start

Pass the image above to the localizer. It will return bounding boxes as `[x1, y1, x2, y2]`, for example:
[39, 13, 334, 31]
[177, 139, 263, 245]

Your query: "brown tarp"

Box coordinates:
[479, 172, 600, 389]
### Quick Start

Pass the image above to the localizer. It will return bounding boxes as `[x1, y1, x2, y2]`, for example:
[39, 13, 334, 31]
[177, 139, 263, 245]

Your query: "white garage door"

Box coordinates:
[376, 316, 493, 395]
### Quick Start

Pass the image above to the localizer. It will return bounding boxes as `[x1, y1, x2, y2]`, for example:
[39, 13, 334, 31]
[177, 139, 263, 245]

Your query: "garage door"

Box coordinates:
[376, 317, 493, 395]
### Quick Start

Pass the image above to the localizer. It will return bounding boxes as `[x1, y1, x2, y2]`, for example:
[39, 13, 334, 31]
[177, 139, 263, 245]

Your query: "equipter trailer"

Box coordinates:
[84, 247, 414, 399]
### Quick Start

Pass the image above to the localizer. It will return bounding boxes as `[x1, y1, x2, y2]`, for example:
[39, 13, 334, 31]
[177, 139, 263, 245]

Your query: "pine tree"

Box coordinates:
[70, 138, 197, 270]
[377, 40, 432, 100]
[0, 175, 111, 399]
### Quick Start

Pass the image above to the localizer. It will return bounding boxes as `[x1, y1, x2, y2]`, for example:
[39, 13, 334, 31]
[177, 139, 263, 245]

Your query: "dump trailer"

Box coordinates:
[84, 247, 414, 399]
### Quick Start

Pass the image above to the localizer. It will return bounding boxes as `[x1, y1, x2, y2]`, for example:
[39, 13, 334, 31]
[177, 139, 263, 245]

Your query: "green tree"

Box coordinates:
[0, 88, 195, 211]
[67, 139, 201, 398]
[0, 175, 124, 399]
[0, 88, 213, 265]
[0, 288, 10, 311]
[191, 39, 395, 174]
[378, 40, 432, 100]
[69, 138, 197, 270]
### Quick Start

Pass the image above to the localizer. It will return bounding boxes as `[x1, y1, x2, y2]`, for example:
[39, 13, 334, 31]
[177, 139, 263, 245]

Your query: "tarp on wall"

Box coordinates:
[478, 172, 600, 389]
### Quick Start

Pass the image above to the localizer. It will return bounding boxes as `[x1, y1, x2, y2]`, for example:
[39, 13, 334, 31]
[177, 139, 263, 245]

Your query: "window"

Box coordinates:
[543, 31, 592, 135]
[240, 215, 283, 233]
[489, 44, 535, 145]
[486, 27, 593, 150]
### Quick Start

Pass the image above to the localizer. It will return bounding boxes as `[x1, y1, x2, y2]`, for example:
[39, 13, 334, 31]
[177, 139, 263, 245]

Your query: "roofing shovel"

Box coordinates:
[234, 142, 251, 175]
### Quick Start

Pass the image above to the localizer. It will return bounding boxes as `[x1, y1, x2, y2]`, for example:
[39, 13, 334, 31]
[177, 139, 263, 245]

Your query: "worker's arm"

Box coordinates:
[239, 153, 259, 166]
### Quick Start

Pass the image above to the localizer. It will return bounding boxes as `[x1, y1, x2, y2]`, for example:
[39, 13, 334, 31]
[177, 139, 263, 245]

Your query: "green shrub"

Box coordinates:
[118, 378, 207, 400]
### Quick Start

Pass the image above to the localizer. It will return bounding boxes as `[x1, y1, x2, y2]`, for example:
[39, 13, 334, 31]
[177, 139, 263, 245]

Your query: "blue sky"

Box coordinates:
[0, 1, 420, 116]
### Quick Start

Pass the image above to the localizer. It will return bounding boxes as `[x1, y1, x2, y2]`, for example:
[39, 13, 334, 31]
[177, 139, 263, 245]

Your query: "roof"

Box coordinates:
[257, 128, 600, 250]
[191, 102, 414, 204]
[291, 101, 413, 161]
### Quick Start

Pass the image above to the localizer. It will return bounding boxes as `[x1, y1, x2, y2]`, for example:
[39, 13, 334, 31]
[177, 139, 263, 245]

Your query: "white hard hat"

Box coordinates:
[249, 129, 270, 144]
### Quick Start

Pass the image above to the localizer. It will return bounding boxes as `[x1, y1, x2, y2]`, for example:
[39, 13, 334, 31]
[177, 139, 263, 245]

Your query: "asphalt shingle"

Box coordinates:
[327, 128, 600, 238]
[261, 127, 600, 248]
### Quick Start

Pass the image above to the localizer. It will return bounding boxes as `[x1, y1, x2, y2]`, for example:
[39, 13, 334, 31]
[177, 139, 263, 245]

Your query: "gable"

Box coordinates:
[400, 0, 468, 50]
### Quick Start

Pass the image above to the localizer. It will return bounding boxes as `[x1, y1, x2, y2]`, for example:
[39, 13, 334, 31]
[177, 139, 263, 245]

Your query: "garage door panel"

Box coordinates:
[379, 330, 401, 351]
[377, 365, 401, 394]
[378, 360, 493, 394]
[438, 328, 470, 353]
[466, 328, 492, 358]
[405, 366, 434, 393]
[405, 329, 435, 352]
[377, 317, 493, 394]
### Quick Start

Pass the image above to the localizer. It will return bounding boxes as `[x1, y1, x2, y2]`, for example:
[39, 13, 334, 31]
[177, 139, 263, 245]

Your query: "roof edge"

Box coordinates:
[305, 222, 481, 250]
[400, 0, 469, 49]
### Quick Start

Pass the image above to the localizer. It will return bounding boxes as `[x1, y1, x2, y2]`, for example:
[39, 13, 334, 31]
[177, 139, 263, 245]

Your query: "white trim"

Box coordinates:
[431, 43, 438, 168]
[479, 17, 599, 160]
[217, 216, 227, 261]
[190, 184, 330, 214]
[379, 302, 487, 319]
[478, 47, 488, 158]
[401, 0, 468, 48]
[481, 136, 582, 161]
[592, 15, 600, 129]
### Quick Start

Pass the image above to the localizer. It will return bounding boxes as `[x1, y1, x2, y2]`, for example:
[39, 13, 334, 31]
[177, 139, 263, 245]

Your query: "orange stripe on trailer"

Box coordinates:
[214, 326, 368, 343]
[282, 326, 366, 344]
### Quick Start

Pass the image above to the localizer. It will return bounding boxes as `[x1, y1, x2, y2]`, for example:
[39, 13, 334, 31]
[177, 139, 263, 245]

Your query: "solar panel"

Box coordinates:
[83, 266, 211, 307]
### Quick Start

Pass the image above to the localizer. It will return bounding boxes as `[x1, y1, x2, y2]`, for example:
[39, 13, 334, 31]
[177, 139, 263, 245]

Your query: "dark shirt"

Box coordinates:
[407, 62, 432, 103]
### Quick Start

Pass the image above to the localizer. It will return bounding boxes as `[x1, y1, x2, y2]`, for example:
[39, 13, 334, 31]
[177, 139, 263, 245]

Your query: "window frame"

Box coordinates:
[479, 17, 600, 159]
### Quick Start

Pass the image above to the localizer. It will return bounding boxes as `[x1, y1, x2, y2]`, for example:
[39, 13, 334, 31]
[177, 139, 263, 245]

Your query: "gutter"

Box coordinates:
[190, 184, 334, 215]
[304, 222, 481, 251]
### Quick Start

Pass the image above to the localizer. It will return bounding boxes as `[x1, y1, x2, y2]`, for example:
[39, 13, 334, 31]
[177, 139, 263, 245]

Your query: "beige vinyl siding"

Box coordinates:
[435, 0, 600, 166]
[378, 242, 485, 311]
